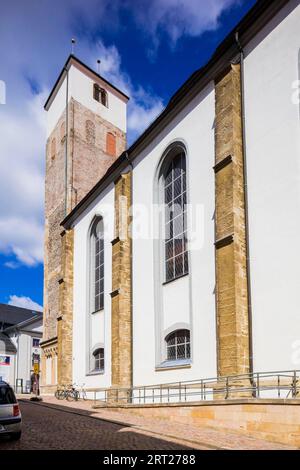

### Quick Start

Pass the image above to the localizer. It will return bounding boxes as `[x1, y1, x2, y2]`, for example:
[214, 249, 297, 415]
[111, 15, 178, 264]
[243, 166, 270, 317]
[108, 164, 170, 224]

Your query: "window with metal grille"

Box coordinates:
[164, 151, 188, 282]
[91, 218, 104, 312]
[166, 329, 190, 361]
[93, 348, 104, 371]
[93, 83, 108, 107]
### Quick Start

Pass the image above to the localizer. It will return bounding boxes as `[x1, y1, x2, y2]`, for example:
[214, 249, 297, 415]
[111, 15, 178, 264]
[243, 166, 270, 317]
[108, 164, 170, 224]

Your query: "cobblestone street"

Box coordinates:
[0, 398, 295, 450]
[0, 401, 198, 450]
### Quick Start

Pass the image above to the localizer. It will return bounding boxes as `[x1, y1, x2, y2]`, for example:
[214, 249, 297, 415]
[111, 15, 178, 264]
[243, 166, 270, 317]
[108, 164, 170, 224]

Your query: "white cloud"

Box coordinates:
[4, 261, 19, 269]
[85, 40, 164, 141]
[0, 91, 47, 267]
[0, 0, 239, 269]
[130, 0, 240, 46]
[8, 295, 43, 312]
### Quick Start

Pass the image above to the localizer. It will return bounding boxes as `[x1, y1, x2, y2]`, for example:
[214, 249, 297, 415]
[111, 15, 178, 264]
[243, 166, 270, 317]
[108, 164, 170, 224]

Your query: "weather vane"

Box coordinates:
[71, 38, 76, 55]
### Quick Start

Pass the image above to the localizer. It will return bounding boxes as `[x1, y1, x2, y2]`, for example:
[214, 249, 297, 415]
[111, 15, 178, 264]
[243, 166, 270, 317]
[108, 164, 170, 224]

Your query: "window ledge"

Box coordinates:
[155, 360, 191, 371]
[90, 308, 104, 315]
[162, 272, 189, 286]
[86, 370, 105, 376]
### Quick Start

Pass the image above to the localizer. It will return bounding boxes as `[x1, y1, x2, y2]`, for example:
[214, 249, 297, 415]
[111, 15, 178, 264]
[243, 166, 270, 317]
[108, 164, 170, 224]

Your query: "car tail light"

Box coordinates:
[13, 404, 20, 416]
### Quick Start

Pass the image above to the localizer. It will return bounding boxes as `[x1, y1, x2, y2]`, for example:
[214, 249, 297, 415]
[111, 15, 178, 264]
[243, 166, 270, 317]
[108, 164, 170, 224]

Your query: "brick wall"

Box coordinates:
[42, 97, 126, 388]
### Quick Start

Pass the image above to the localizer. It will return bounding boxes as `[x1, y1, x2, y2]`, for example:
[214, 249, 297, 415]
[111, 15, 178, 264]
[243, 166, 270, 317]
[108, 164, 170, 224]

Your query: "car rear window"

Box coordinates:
[0, 385, 17, 404]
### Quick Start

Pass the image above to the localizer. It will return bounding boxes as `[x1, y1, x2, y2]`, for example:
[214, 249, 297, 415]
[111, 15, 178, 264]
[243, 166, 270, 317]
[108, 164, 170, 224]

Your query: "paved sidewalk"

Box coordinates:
[18, 395, 295, 450]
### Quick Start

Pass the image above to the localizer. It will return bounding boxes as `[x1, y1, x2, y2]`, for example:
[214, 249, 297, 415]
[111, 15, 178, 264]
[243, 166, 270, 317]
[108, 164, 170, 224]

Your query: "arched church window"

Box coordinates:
[165, 329, 190, 361]
[93, 348, 104, 371]
[93, 83, 108, 107]
[90, 217, 104, 313]
[162, 147, 188, 282]
[106, 132, 116, 156]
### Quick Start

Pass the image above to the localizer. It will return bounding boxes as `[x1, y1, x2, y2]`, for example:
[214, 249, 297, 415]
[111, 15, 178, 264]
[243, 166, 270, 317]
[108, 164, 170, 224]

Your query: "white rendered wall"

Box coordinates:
[46, 74, 67, 138]
[69, 66, 127, 133]
[46, 357, 52, 385]
[132, 83, 217, 386]
[163, 276, 190, 331]
[72, 183, 115, 391]
[0, 354, 15, 385]
[244, 0, 300, 372]
[46, 63, 127, 138]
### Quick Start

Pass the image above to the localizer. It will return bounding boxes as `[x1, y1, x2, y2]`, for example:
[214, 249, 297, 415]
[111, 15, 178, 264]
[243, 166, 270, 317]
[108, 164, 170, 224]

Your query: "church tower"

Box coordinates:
[40, 55, 129, 392]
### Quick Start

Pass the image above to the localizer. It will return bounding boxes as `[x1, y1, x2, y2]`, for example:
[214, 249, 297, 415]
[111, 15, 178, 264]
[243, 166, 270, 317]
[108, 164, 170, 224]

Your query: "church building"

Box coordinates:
[40, 0, 300, 398]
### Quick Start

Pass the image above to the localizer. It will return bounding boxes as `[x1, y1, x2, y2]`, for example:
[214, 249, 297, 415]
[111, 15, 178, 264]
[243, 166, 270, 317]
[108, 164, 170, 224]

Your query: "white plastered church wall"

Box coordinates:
[244, 0, 300, 372]
[131, 82, 217, 386]
[72, 183, 115, 390]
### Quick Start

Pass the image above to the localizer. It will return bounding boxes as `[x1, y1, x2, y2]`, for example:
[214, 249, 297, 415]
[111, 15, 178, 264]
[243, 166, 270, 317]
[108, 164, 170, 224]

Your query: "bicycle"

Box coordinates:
[76, 383, 87, 401]
[55, 384, 68, 400]
[66, 383, 79, 401]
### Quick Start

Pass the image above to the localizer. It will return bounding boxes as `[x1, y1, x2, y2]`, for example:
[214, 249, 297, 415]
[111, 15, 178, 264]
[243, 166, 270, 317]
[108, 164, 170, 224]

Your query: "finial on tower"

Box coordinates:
[97, 59, 101, 74]
[71, 38, 76, 55]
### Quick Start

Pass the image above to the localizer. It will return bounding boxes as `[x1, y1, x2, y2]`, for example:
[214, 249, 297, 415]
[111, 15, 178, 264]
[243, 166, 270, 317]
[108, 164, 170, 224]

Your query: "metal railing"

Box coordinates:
[91, 370, 300, 406]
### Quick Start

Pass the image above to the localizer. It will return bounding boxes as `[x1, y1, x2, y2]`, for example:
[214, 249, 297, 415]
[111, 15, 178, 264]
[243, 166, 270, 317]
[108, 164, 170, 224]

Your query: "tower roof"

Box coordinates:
[44, 54, 129, 111]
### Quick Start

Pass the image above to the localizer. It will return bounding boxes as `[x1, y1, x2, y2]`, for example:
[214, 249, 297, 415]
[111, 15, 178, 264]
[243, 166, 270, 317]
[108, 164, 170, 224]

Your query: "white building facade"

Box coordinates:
[43, 0, 300, 397]
[0, 304, 42, 391]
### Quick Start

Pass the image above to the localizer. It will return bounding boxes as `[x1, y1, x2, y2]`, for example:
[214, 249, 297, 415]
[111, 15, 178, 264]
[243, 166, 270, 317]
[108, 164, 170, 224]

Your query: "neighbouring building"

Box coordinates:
[41, 0, 300, 397]
[0, 304, 43, 391]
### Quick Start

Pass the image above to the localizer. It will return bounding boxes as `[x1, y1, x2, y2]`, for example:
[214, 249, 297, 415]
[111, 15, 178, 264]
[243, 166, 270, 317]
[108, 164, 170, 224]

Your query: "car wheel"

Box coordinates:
[10, 432, 21, 441]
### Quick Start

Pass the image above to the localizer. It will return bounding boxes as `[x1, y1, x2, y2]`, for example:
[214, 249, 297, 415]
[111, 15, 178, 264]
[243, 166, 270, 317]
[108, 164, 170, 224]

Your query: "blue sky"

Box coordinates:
[0, 0, 256, 311]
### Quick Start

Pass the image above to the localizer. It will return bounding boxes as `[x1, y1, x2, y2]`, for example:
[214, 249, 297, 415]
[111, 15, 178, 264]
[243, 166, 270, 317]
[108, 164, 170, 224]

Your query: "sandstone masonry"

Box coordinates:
[214, 63, 250, 377]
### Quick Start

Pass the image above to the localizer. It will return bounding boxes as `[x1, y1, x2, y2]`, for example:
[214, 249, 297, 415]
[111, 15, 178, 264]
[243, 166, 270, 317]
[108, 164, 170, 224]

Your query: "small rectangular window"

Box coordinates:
[93, 83, 108, 107]
[32, 338, 40, 348]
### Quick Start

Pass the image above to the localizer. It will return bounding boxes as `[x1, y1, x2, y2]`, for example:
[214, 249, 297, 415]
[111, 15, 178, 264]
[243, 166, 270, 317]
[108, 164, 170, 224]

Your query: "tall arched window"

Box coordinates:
[90, 218, 104, 313]
[163, 147, 188, 282]
[165, 329, 190, 361]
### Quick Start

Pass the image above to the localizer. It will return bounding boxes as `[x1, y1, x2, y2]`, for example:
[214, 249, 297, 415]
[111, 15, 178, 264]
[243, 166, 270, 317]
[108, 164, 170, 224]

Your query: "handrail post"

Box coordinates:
[278, 375, 280, 398]
[293, 370, 297, 398]
[225, 377, 229, 399]
[179, 382, 182, 402]
[160, 384, 162, 403]
[257, 373, 260, 398]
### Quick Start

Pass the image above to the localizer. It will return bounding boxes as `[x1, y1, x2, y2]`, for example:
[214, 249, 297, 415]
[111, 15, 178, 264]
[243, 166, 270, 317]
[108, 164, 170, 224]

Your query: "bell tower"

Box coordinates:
[40, 55, 129, 392]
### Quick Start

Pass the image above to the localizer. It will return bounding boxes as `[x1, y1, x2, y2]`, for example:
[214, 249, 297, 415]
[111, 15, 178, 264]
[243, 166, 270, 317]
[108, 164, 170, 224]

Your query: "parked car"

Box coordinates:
[0, 381, 22, 440]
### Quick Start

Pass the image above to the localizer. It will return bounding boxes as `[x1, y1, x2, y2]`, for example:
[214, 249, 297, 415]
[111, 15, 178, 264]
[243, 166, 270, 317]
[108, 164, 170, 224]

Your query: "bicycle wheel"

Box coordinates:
[66, 390, 78, 401]
[55, 389, 64, 400]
